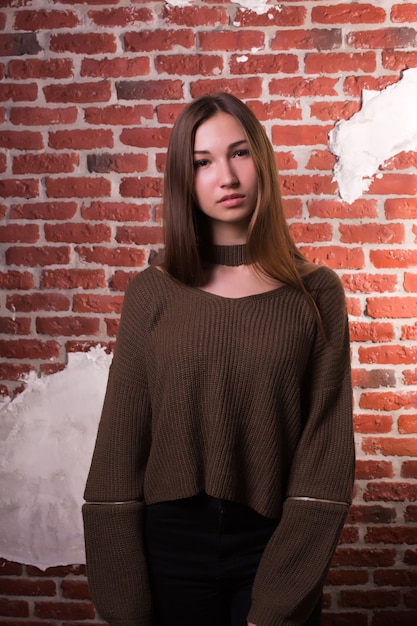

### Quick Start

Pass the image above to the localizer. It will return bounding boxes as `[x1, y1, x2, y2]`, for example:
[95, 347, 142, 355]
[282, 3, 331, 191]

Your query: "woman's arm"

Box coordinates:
[82, 274, 153, 626]
[248, 268, 355, 626]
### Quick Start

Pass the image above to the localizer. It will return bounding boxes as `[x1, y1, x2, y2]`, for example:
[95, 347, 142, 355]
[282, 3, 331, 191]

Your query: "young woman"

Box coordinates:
[82, 93, 355, 626]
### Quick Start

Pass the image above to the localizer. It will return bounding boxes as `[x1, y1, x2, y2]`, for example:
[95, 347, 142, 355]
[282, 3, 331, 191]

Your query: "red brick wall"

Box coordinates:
[1, 1, 417, 625]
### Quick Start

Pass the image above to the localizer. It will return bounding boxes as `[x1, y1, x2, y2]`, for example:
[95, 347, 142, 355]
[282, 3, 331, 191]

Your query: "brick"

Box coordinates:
[50, 33, 116, 54]
[347, 28, 417, 49]
[326, 569, 369, 585]
[368, 173, 417, 196]
[0, 317, 31, 335]
[0, 579, 56, 596]
[346, 297, 362, 316]
[115, 225, 163, 246]
[66, 339, 113, 354]
[81, 57, 149, 79]
[370, 249, 417, 268]
[44, 223, 111, 244]
[391, 4, 417, 23]
[343, 74, 398, 98]
[248, 100, 302, 122]
[162, 5, 228, 27]
[87, 153, 147, 174]
[26, 565, 86, 578]
[11, 202, 77, 220]
[105, 317, 120, 337]
[0, 270, 34, 290]
[0, 560, 24, 576]
[276, 152, 298, 170]
[366, 296, 417, 319]
[404, 272, 417, 292]
[332, 548, 396, 567]
[359, 345, 417, 365]
[13, 153, 79, 174]
[305, 52, 376, 74]
[352, 369, 396, 388]
[364, 482, 417, 502]
[399, 414, 417, 434]
[0, 224, 39, 243]
[124, 29, 194, 52]
[8, 59, 73, 80]
[340, 589, 400, 608]
[382, 50, 417, 71]
[0, 599, 29, 618]
[270, 76, 338, 97]
[36, 316, 100, 337]
[349, 322, 395, 343]
[0, 83, 38, 102]
[321, 612, 368, 626]
[0, 131, 43, 150]
[116, 79, 183, 101]
[156, 54, 223, 76]
[10, 106, 77, 126]
[61, 580, 91, 601]
[44, 81, 110, 103]
[361, 391, 417, 412]
[365, 526, 417, 545]
[14, 9, 79, 30]
[0, 33, 41, 56]
[198, 30, 264, 52]
[40, 269, 106, 290]
[300, 245, 364, 269]
[235, 5, 306, 27]
[312, 4, 386, 24]
[305, 149, 336, 170]
[385, 198, 417, 219]
[274, 124, 333, 147]
[72, 294, 123, 314]
[403, 366, 417, 381]
[7, 293, 70, 312]
[310, 100, 361, 121]
[45, 177, 111, 199]
[375, 568, 417, 585]
[49, 129, 113, 150]
[402, 461, 417, 478]
[382, 150, 417, 170]
[230, 54, 298, 75]
[84, 104, 153, 126]
[81, 201, 151, 223]
[190, 77, 262, 100]
[5, 245, 70, 267]
[0, 339, 60, 360]
[0, 179, 39, 198]
[34, 601, 95, 620]
[281, 174, 337, 195]
[271, 29, 342, 51]
[347, 505, 396, 524]
[75, 246, 146, 268]
[119, 177, 163, 199]
[405, 506, 417, 523]
[308, 198, 377, 219]
[88, 7, 153, 27]
[289, 222, 332, 244]
[372, 611, 417, 626]
[405, 550, 417, 565]
[120, 127, 171, 149]
[109, 270, 138, 292]
[355, 460, 393, 480]
[354, 414, 393, 434]
[342, 273, 397, 293]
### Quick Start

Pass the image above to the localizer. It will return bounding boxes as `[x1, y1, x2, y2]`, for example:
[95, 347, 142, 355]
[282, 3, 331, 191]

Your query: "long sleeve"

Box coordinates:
[248, 269, 355, 626]
[82, 275, 153, 626]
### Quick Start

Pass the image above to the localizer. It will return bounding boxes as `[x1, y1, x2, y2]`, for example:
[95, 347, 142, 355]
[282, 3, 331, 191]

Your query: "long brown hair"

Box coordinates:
[162, 92, 316, 314]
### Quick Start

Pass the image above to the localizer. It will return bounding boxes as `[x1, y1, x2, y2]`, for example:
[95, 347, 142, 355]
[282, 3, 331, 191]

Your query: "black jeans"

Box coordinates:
[144, 492, 322, 626]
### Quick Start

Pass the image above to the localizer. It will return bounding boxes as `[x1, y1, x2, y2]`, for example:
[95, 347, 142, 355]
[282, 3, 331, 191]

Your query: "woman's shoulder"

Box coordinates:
[300, 262, 343, 290]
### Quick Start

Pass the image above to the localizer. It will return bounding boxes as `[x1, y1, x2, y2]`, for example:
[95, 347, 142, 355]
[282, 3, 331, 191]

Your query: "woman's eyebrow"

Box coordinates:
[193, 139, 248, 155]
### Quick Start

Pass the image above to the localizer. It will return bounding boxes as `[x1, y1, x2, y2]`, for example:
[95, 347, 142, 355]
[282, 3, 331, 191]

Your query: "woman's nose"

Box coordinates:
[219, 160, 238, 186]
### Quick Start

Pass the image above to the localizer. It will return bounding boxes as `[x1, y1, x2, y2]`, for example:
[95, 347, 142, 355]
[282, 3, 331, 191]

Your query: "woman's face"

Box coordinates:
[193, 112, 258, 243]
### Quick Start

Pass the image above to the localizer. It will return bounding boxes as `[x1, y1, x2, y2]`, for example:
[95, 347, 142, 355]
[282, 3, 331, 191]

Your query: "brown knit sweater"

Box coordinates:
[83, 263, 355, 626]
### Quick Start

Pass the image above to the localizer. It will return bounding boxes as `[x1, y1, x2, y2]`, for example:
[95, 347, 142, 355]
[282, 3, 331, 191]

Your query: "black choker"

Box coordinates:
[206, 244, 248, 266]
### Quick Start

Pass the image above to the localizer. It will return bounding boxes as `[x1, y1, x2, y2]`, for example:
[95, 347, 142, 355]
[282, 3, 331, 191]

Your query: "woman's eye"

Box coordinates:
[233, 149, 250, 158]
[194, 159, 209, 169]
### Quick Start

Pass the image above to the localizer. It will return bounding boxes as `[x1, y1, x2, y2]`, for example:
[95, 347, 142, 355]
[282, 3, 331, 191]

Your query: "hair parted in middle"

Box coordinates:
[162, 92, 308, 294]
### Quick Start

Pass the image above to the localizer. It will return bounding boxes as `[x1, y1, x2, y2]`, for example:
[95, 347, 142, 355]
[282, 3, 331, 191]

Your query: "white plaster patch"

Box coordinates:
[164, 0, 193, 6]
[230, 0, 274, 16]
[0, 347, 112, 569]
[329, 68, 417, 204]
[236, 55, 249, 63]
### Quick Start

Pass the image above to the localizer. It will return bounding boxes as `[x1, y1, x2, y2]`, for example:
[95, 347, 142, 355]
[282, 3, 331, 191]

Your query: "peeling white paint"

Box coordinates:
[329, 68, 417, 204]
[236, 55, 249, 63]
[230, 0, 274, 16]
[164, 0, 193, 7]
[0, 348, 111, 569]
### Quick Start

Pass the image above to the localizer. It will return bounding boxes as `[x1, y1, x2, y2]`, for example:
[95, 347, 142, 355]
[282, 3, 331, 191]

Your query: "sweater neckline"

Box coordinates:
[205, 244, 247, 266]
